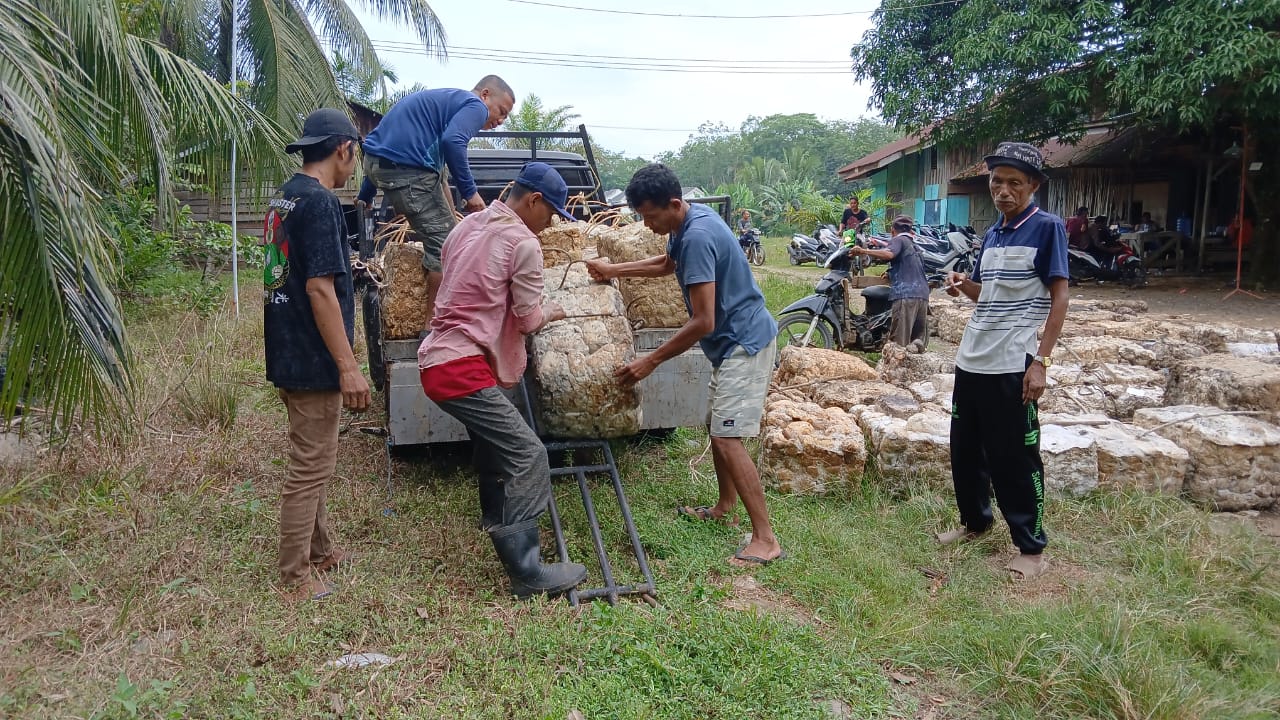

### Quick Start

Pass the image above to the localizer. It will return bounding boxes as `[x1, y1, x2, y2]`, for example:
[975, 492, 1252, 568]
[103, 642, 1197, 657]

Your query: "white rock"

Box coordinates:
[907, 381, 938, 404]
[862, 410, 951, 482]
[761, 400, 867, 495]
[1083, 424, 1188, 496]
[1166, 354, 1280, 415]
[1227, 342, 1280, 358]
[1040, 425, 1099, 497]
[1133, 405, 1280, 510]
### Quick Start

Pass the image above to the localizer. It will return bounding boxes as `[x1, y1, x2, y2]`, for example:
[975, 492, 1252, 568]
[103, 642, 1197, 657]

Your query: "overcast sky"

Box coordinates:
[353, 0, 881, 158]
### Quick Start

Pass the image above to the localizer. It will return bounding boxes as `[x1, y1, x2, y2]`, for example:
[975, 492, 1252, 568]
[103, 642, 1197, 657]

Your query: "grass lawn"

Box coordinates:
[1, 274, 1278, 719]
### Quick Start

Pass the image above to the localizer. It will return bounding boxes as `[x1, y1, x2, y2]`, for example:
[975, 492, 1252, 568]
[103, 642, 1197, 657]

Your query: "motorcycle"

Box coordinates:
[787, 224, 841, 266]
[1067, 243, 1146, 286]
[774, 241, 893, 352]
[738, 228, 765, 266]
[915, 224, 981, 286]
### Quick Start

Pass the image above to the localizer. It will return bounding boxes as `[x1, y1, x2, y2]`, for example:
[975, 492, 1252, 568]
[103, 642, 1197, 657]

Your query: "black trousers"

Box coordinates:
[949, 360, 1048, 554]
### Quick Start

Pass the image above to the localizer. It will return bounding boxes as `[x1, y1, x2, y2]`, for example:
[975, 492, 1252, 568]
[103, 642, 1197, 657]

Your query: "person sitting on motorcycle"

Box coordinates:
[848, 214, 931, 353]
[1066, 207, 1090, 250]
[1088, 216, 1125, 259]
[737, 209, 754, 251]
[840, 196, 870, 234]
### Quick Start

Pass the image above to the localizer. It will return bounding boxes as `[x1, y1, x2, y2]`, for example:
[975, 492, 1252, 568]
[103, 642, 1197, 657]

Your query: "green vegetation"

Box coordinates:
[850, 0, 1280, 282]
[3, 277, 1276, 718]
[2, 0, 446, 426]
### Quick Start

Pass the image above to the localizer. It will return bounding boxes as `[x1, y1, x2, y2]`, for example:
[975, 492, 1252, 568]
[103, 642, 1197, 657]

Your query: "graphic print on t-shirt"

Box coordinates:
[263, 195, 297, 291]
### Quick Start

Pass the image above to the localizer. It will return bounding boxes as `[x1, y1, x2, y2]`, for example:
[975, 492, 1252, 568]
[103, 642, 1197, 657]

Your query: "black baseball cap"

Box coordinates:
[984, 141, 1048, 181]
[515, 162, 575, 221]
[286, 108, 360, 154]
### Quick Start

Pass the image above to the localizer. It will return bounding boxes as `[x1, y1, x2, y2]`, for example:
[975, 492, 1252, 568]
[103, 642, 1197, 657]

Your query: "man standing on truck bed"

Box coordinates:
[587, 164, 786, 567]
[417, 162, 588, 599]
[357, 76, 516, 328]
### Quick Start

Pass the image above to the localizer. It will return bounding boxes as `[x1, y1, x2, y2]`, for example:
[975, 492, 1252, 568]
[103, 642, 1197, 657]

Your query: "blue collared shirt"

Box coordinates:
[957, 204, 1068, 374]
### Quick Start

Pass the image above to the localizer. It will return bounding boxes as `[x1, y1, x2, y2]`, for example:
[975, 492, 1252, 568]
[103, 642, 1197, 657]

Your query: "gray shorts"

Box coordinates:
[707, 345, 775, 438]
[364, 156, 456, 272]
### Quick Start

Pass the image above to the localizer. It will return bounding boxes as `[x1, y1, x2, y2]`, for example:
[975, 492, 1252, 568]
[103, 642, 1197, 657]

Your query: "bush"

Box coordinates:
[102, 188, 179, 291]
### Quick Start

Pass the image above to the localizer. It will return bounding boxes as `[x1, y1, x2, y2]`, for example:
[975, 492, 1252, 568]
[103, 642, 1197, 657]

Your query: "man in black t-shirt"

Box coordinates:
[263, 108, 370, 603]
[840, 196, 870, 234]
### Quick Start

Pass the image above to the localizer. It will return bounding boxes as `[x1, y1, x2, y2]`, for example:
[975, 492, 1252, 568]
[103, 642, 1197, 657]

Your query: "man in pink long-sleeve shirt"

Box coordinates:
[417, 162, 587, 600]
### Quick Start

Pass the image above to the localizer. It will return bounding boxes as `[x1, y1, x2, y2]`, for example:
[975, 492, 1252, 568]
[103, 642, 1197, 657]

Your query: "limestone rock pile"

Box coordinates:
[760, 399, 866, 494]
[529, 263, 640, 438]
[1134, 405, 1280, 510]
[594, 223, 687, 329]
[379, 241, 429, 339]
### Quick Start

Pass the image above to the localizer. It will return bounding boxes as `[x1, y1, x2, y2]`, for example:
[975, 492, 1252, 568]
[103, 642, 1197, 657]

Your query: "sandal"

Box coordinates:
[677, 505, 725, 522]
[935, 527, 988, 546]
[313, 548, 353, 573]
[1006, 554, 1049, 580]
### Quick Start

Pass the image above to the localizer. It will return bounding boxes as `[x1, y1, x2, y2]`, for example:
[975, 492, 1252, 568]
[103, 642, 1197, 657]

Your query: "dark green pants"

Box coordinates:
[363, 156, 455, 272]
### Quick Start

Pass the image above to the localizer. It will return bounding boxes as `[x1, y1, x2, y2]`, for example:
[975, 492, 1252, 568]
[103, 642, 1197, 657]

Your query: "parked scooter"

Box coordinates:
[775, 242, 892, 352]
[1067, 244, 1146, 286]
[915, 224, 981, 286]
[787, 224, 841, 266]
[738, 228, 766, 266]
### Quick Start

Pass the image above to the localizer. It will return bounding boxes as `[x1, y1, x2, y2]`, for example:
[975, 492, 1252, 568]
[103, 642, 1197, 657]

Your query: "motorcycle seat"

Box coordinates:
[861, 285, 892, 301]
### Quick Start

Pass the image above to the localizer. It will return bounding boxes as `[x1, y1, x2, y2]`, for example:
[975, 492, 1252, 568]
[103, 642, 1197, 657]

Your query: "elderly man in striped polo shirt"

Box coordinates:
[937, 142, 1070, 581]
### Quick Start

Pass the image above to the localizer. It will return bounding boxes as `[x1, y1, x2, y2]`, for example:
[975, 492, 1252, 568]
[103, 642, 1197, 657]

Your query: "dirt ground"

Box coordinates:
[1077, 275, 1280, 330]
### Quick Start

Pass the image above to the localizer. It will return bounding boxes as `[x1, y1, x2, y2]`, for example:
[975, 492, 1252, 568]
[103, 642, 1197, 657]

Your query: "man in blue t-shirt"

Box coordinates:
[587, 164, 785, 567]
[938, 142, 1069, 582]
[357, 76, 515, 328]
[263, 108, 371, 602]
[849, 214, 931, 351]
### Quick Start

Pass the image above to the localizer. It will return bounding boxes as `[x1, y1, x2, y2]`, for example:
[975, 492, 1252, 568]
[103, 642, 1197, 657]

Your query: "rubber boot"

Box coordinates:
[488, 519, 587, 599]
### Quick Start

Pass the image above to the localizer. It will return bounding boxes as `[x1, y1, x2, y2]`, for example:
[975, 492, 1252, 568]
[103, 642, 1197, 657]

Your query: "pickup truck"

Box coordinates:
[353, 126, 727, 447]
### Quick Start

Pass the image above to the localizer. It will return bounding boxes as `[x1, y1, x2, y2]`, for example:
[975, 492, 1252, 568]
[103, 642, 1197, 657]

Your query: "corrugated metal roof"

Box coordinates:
[950, 127, 1136, 180]
[836, 133, 929, 181]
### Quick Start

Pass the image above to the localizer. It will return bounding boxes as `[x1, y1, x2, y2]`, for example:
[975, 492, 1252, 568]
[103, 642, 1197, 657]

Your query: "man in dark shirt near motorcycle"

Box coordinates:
[938, 142, 1069, 582]
[840, 196, 870, 234]
[848, 215, 930, 352]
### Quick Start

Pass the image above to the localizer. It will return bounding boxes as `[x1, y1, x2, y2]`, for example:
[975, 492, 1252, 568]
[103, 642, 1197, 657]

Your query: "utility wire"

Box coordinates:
[504, 0, 963, 19]
[371, 39, 848, 66]
[371, 44, 853, 74]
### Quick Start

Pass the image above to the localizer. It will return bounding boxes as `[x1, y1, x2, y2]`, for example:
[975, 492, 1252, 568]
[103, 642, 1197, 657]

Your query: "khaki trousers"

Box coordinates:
[277, 389, 340, 586]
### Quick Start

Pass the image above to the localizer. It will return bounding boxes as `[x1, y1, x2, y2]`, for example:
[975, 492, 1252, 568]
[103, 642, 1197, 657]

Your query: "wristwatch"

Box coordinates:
[1034, 355, 1052, 368]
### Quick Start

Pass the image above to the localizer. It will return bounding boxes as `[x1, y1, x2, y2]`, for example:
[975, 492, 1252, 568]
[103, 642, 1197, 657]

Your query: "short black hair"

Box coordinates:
[507, 181, 531, 202]
[625, 163, 682, 209]
[475, 75, 514, 99]
[300, 136, 356, 164]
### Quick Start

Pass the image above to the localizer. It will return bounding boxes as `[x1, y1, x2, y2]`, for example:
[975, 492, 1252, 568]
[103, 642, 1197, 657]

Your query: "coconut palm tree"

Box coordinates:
[496, 93, 582, 150]
[3, 0, 448, 427]
[158, 0, 446, 126]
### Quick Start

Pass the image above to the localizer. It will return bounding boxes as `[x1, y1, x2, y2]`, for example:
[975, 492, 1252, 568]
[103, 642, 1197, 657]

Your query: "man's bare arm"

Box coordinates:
[587, 254, 675, 281]
[305, 276, 371, 412]
[615, 282, 714, 386]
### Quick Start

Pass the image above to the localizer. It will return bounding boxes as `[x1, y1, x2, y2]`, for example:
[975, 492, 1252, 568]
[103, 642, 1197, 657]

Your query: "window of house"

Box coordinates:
[923, 199, 941, 225]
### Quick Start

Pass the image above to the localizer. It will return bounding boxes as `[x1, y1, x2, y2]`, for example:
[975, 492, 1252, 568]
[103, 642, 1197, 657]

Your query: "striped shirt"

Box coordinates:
[956, 204, 1068, 374]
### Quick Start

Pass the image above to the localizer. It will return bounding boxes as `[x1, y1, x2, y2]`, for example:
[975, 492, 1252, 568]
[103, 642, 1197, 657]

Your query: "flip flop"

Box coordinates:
[730, 548, 788, 567]
[677, 505, 724, 522]
[935, 527, 988, 546]
[1006, 554, 1049, 580]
